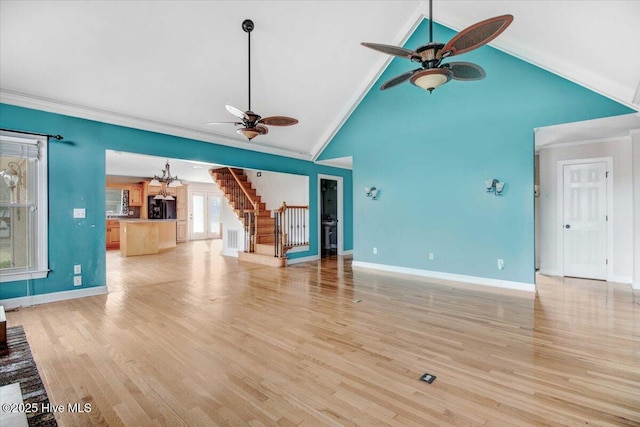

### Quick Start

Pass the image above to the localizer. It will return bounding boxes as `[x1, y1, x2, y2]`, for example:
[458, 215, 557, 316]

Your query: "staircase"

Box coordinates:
[210, 167, 286, 267]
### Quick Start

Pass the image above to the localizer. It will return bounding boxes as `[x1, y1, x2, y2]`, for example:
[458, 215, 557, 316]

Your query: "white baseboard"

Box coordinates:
[0, 286, 108, 310]
[633, 280, 640, 290]
[287, 254, 320, 265]
[610, 276, 633, 285]
[222, 249, 239, 258]
[351, 261, 536, 293]
[341, 250, 353, 256]
[287, 245, 310, 254]
[538, 269, 560, 277]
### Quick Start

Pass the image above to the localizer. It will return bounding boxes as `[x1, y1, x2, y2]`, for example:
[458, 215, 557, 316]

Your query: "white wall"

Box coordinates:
[633, 131, 640, 290]
[539, 138, 634, 283]
[220, 197, 245, 257]
[190, 181, 244, 256]
[245, 170, 309, 211]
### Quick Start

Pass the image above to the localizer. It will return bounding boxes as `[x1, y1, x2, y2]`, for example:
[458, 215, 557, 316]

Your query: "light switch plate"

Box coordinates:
[73, 208, 86, 218]
[74, 265, 81, 274]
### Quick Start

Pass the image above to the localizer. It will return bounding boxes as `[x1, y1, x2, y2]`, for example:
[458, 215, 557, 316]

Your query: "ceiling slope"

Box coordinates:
[1, 1, 638, 162]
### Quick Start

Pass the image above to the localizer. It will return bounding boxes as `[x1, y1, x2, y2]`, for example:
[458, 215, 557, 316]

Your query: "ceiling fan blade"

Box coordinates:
[258, 116, 299, 126]
[361, 42, 418, 60]
[203, 121, 242, 126]
[256, 124, 269, 135]
[447, 62, 486, 81]
[442, 14, 513, 57]
[380, 68, 420, 90]
[225, 104, 249, 120]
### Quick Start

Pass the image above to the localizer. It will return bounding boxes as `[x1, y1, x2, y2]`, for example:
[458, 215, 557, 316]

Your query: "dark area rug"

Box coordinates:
[0, 325, 57, 427]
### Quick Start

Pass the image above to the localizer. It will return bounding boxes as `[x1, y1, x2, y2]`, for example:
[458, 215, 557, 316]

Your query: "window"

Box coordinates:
[0, 131, 48, 282]
[106, 188, 126, 216]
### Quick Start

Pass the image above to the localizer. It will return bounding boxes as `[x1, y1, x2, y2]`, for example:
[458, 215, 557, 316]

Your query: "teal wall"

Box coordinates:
[0, 103, 353, 300]
[318, 19, 633, 285]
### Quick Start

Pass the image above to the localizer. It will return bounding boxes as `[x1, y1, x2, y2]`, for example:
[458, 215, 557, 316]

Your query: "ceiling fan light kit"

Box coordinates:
[204, 19, 298, 141]
[410, 68, 452, 93]
[362, 0, 513, 93]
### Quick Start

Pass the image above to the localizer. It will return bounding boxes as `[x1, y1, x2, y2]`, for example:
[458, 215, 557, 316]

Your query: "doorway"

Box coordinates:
[557, 158, 612, 281]
[318, 175, 343, 258]
[190, 192, 221, 240]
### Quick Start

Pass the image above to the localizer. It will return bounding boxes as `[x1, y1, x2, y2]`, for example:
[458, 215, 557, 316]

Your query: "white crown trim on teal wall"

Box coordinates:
[537, 135, 634, 152]
[352, 261, 536, 293]
[0, 286, 108, 310]
[0, 90, 312, 161]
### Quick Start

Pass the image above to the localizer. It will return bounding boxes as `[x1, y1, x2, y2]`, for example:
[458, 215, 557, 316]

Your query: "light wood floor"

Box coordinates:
[5, 240, 640, 426]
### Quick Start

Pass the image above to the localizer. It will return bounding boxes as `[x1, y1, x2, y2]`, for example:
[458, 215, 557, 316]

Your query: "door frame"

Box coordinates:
[317, 174, 344, 256]
[188, 190, 222, 241]
[556, 157, 613, 280]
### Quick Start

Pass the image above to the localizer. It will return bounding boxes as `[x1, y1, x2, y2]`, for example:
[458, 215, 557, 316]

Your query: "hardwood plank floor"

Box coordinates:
[5, 240, 640, 426]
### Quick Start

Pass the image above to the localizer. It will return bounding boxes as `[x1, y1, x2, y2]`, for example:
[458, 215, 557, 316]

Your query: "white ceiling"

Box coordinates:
[106, 150, 223, 184]
[2, 1, 639, 163]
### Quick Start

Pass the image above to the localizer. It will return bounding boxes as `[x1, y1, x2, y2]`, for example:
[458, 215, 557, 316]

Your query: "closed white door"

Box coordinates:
[562, 162, 607, 280]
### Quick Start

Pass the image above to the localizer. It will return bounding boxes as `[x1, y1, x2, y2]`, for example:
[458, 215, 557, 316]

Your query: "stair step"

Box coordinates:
[257, 216, 275, 225]
[256, 234, 275, 244]
[238, 251, 286, 267]
[255, 243, 276, 256]
[257, 226, 273, 235]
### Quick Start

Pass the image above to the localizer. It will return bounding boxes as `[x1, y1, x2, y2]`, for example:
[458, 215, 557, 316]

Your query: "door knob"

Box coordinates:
[565, 224, 571, 229]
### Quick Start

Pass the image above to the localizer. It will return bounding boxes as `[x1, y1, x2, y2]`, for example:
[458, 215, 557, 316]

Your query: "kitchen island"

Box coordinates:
[119, 219, 177, 257]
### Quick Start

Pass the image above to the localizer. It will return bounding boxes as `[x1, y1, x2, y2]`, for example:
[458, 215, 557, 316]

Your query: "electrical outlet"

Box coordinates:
[429, 252, 434, 260]
[73, 208, 86, 218]
[373, 247, 377, 255]
[74, 264, 81, 275]
[74, 276, 82, 286]
[497, 259, 504, 270]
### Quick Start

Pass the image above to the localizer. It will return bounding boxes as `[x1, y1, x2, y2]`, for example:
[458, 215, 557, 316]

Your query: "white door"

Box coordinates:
[562, 162, 607, 280]
[190, 192, 221, 240]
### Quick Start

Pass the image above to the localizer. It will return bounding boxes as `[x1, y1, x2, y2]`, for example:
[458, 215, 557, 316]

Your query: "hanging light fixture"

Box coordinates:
[149, 160, 182, 187]
[150, 160, 181, 200]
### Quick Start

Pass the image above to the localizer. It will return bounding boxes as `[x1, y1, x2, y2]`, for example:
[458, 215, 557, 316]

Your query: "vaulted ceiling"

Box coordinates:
[1, 1, 639, 163]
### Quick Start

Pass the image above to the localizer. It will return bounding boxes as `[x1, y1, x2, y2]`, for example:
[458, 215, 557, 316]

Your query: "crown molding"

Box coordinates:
[0, 90, 313, 161]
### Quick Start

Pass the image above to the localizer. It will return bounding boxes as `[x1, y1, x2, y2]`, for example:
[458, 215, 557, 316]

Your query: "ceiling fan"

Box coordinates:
[205, 19, 298, 140]
[362, 0, 513, 92]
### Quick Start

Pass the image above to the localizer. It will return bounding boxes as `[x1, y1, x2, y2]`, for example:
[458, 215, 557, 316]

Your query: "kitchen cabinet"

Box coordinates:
[176, 221, 188, 242]
[106, 220, 121, 249]
[129, 185, 142, 206]
[176, 184, 189, 242]
[145, 183, 175, 197]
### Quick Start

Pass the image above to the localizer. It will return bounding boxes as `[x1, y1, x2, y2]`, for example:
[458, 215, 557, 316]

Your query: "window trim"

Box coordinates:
[0, 131, 49, 283]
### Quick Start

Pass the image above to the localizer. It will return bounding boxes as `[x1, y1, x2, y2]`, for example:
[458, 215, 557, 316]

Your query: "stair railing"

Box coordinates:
[273, 202, 309, 258]
[212, 167, 260, 253]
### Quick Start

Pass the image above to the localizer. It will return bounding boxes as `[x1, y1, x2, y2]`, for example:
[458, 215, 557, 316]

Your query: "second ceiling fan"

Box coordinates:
[205, 19, 298, 140]
[362, 0, 513, 92]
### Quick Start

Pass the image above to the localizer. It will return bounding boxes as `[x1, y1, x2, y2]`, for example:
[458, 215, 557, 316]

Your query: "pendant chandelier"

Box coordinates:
[149, 160, 182, 200]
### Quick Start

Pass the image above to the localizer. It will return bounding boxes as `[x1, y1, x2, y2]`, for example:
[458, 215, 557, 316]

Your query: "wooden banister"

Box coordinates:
[227, 168, 259, 213]
[274, 202, 309, 258]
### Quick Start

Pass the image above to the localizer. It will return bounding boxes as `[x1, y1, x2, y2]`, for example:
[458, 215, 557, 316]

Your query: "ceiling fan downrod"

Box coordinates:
[242, 19, 254, 111]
